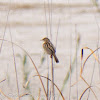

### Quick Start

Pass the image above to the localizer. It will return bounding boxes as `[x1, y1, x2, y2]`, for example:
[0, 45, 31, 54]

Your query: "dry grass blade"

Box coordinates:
[0, 80, 8, 99]
[80, 76, 98, 100]
[0, 9, 10, 53]
[0, 38, 47, 99]
[24, 75, 65, 100]
[80, 46, 100, 100]
[0, 78, 6, 83]
[71, 46, 100, 87]
[80, 47, 100, 75]
[0, 89, 33, 100]
[47, 73, 49, 100]
[79, 86, 91, 100]
[0, 88, 13, 100]
[79, 84, 100, 100]
[71, 78, 81, 87]
[9, 23, 20, 100]
[38, 88, 41, 100]
[19, 93, 35, 100]
[51, 57, 55, 100]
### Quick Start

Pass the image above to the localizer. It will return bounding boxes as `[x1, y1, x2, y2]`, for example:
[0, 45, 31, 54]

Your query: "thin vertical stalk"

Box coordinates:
[69, 63, 72, 100]
[75, 24, 78, 100]
[55, 19, 60, 48]
[7, 1, 20, 99]
[91, 0, 100, 80]
[0, 1, 10, 53]
[9, 20, 20, 100]
[47, 73, 49, 100]
[68, 0, 72, 99]
[47, 0, 50, 36]
[86, 60, 96, 100]
[86, 2, 100, 99]
[44, 1, 50, 99]
[47, 0, 54, 99]
[94, 15, 100, 80]
[50, 0, 52, 39]
[47, 56, 50, 100]
[47, 0, 52, 40]
[51, 56, 55, 100]
[44, 0, 48, 37]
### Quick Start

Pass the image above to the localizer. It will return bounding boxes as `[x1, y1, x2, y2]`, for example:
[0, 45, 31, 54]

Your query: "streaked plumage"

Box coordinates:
[42, 37, 59, 63]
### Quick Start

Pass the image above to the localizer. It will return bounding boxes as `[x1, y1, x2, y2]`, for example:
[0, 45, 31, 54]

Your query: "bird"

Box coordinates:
[41, 37, 59, 63]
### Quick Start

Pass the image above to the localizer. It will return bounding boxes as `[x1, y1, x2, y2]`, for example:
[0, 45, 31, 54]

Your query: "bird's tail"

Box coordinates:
[53, 53, 59, 63]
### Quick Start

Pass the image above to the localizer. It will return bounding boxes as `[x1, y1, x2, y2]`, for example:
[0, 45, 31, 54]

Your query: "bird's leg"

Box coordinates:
[50, 55, 53, 58]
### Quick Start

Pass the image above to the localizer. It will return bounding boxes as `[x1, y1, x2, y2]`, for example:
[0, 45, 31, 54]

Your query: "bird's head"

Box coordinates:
[41, 37, 50, 42]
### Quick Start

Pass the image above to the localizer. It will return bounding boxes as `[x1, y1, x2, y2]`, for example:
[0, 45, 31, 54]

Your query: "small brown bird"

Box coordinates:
[41, 37, 59, 63]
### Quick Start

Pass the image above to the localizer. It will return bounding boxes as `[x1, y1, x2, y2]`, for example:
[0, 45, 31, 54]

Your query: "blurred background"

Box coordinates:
[0, 0, 100, 100]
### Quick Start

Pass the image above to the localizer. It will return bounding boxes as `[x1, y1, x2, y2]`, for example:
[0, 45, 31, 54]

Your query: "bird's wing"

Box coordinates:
[49, 42, 56, 53]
